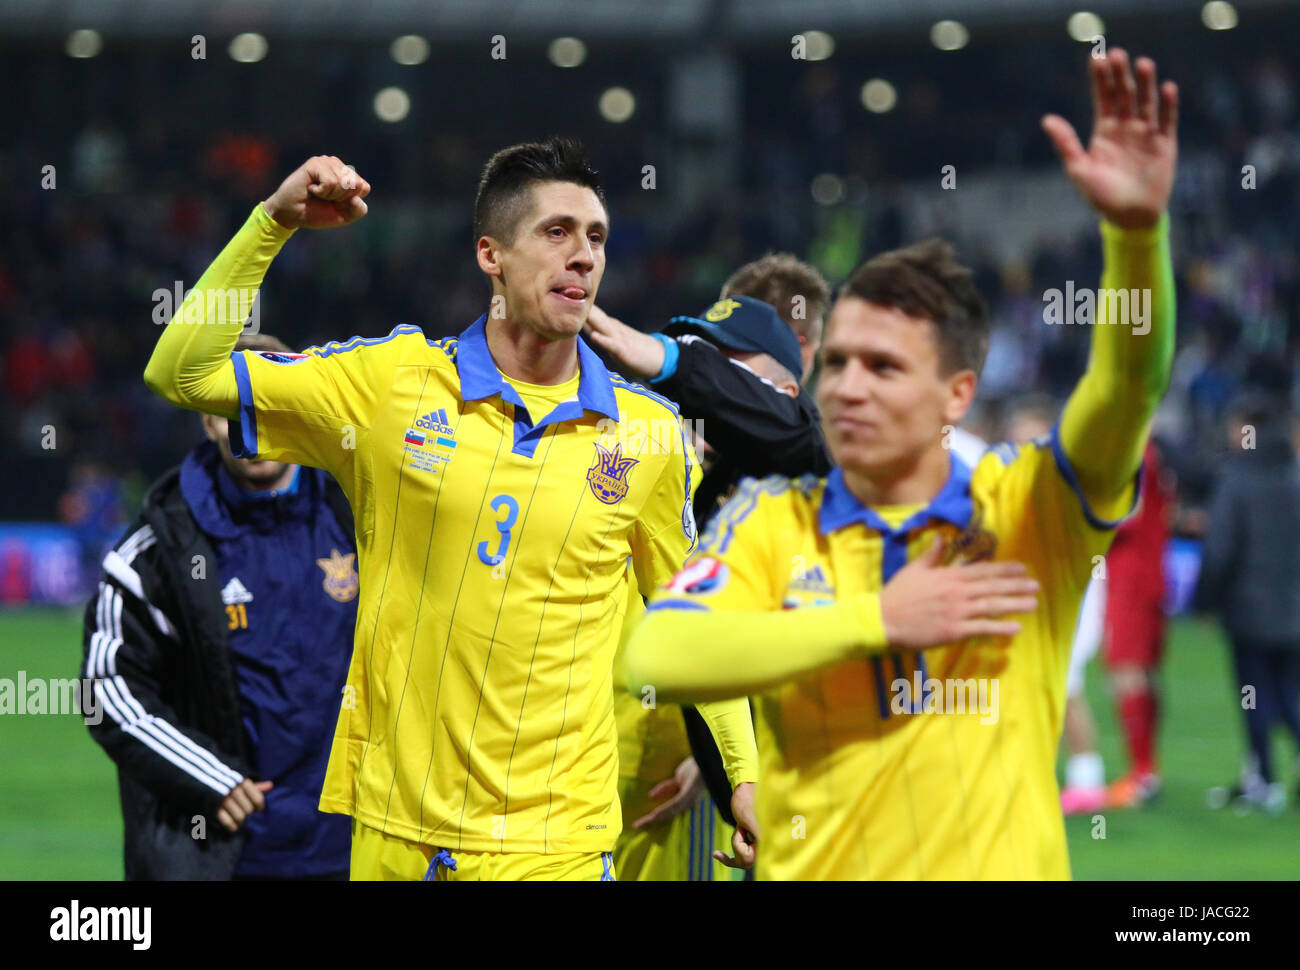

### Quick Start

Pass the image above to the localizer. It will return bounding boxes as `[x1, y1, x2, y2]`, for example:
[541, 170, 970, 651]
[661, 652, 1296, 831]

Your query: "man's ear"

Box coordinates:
[776, 378, 800, 398]
[199, 412, 222, 444]
[942, 369, 978, 425]
[476, 235, 504, 279]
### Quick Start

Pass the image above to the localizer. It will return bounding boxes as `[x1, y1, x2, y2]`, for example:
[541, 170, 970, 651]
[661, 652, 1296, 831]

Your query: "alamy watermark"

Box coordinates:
[0, 671, 102, 725]
[1042, 282, 1151, 335]
[50, 900, 150, 950]
[595, 416, 703, 456]
[890, 671, 999, 724]
[152, 282, 260, 332]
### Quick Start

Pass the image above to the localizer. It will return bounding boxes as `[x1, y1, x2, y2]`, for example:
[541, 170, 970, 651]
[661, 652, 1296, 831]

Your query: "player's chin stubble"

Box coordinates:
[232, 461, 287, 490]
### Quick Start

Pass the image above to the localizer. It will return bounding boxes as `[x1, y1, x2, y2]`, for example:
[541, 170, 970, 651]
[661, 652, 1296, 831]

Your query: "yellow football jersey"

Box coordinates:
[229, 316, 699, 854]
[647, 439, 1134, 880]
[614, 778, 738, 881]
[614, 563, 747, 881]
[615, 584, 692, 792]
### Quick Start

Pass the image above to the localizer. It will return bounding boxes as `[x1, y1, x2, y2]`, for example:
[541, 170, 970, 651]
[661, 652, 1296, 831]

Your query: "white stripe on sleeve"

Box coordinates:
[89, 583, 241, 795]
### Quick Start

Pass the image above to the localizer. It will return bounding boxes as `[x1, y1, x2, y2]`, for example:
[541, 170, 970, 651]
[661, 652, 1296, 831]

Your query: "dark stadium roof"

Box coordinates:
[0, 0, 1285, 40]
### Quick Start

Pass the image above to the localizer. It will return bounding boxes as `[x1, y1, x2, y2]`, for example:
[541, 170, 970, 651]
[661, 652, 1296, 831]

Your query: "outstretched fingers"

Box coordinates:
[1159, 79, 1180, 138]
[1135, 56, 1158, 126]
[1108, 48, 1137, 121]
[1042, 113, 1087, 169]
[1089, 52, 1116, 120]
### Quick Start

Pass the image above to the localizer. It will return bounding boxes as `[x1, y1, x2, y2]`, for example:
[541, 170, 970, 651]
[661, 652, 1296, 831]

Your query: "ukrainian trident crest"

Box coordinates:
[941, 500, 998, 565]
[587, 442, 639, 505]
[317, 548, 360, 603]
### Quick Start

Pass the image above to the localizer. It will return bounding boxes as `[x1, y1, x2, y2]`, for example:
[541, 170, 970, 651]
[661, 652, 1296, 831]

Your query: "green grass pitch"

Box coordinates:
[0, 608, 1295, 879]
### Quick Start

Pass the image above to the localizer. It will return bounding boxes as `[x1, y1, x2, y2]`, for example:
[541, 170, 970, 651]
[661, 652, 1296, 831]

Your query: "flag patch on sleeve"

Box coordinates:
[667, 556, 727, 595]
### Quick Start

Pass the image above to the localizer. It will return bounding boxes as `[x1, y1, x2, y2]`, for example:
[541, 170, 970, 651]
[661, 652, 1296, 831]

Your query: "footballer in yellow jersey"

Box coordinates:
[613, 579, 747, 881]
[625, 50, 1179, 879]
[144, 139, 758, 879]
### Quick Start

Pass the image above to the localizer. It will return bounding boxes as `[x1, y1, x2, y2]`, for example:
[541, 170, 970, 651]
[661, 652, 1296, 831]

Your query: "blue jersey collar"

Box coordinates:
[454, 313, 620, 422]
[819, 450, 974, 538]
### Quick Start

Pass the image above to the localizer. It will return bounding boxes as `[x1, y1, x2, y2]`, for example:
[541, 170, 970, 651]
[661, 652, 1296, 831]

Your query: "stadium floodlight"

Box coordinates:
[1067, 12, 1105, 42]
[391, 35, 429, 66]
[228, 33, 268, 63]
[810, 173, 845, 206]
[598, 87, 635, 123]
[802, 30, 834, 61]
[1202, 1, 1238, 30]
[66, 29, 101, 59]
[860, 78, 897, 113]
[548, 37, 587, 68]
[931, 20, 969, 51]
[374, 86, 411, 122]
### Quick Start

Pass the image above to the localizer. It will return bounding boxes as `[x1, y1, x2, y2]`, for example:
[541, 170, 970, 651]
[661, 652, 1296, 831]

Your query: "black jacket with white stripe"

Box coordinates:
[654, 334, 832, 527]
[80, 460, 353, 880]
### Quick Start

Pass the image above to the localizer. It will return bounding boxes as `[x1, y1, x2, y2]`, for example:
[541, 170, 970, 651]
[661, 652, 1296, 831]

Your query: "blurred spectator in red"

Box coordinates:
[1103, 439, 1176, 809]
[6, 326, 55, 405]
[205, 132, 275, 197]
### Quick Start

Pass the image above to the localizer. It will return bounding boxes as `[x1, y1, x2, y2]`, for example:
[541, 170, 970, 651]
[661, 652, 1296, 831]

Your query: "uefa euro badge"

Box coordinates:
[587, 442, 639, 505]
[317, 548, 360, 603]
[704, 298, 742, 322]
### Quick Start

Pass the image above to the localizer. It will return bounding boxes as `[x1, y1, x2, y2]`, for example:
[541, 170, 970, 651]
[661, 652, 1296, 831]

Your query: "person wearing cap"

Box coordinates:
[586, 293, 831, 527]
[586, 268, 832, 880]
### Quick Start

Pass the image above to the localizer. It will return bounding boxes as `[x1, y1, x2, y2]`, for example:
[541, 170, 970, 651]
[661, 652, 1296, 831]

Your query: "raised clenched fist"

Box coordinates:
[263, 155, 371, 230]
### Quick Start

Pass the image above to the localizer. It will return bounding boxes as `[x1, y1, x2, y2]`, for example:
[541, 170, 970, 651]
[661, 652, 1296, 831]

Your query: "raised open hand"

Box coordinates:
[1041, 48, 1178, 229]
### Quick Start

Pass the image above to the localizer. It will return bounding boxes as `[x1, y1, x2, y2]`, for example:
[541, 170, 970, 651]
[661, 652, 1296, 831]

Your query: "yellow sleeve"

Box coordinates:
[615, 552, 758, 787]
[628, 419, 702, 596]
[227, 327, 417, 479]
[624, 479, 888, 704]
[1057, 215, 1175, 520]
[696, 698, 759, 787]
[143, 203, 296, 419]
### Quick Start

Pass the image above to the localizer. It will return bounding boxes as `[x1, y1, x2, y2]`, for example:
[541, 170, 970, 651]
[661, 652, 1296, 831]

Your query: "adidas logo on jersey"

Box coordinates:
[221, 577, 254, 605]
[789, 563, 834, 594]
[415, 408, 454, 437]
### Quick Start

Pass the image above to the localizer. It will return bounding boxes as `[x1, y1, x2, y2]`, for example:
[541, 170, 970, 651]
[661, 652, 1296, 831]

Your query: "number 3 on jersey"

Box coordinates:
[477, 494, 519, 567]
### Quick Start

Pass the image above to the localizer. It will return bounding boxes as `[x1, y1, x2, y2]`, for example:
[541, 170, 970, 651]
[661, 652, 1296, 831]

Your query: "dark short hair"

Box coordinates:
[839, 238, 990, 376]
[473, 136, 606, 245]
[234, 333, 292, 354]
[722, 253, 831, 340]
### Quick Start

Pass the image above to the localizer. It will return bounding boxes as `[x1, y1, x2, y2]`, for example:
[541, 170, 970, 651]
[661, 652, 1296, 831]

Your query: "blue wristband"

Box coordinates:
[649, 333, 679, 384]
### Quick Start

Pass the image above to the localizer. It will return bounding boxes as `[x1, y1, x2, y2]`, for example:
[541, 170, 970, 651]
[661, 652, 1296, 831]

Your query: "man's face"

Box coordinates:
[200, 414, 291, 490]
[479, 180, 608, 341]
[816, 297, 974, 480]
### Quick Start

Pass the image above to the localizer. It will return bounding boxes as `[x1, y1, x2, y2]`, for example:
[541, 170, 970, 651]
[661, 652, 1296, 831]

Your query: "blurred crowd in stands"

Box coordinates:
[2, 17, 1298, 560]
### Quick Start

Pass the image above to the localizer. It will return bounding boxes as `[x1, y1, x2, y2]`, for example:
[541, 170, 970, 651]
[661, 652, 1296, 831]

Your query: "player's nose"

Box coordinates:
[832, 358, 871, 400]
[567, 237, 596, 272]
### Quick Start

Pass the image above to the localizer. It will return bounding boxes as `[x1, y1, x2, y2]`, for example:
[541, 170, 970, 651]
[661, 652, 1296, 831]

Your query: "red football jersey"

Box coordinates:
[1106, 441, 1172, 601]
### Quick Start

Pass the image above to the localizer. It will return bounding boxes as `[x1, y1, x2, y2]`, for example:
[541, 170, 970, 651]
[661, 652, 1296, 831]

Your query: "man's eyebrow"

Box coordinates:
[533, 213, 609, 235]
